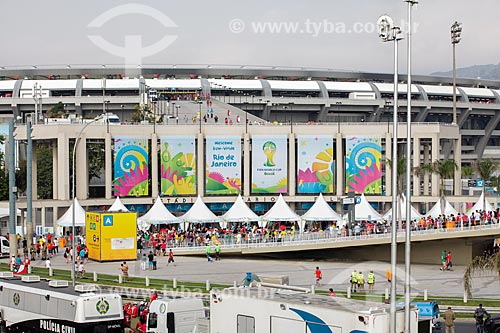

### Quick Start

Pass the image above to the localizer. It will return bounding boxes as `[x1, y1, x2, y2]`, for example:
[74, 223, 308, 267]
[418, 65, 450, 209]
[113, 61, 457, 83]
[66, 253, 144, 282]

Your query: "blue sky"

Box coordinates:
[1, 0, 498, 74]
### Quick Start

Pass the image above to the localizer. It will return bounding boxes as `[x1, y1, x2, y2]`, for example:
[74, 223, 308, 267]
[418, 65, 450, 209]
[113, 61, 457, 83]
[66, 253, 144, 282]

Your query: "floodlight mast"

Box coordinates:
[378, 14, 402, 333]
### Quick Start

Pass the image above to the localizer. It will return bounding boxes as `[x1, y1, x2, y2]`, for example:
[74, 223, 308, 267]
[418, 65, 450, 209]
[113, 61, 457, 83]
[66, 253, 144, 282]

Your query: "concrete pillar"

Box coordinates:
[151, 133, 159, 198]
[105, 133, 112, 199]
[413, 136, 420, 196]
[288, 133, 296, 196]
[385, 132, 392, 196]
[431, 135, 439, 197]
[52, 143, 58, 200]
[454, 139, 462, 196]
[197, 133, 204, 196]
[336, 133, 343, 196]
[41, 206, 46, 229]
[57, 133, 69, 200]
[75, 135, 88, 200]
[243, 133, 251, 197]
[423, 144, 430, 196]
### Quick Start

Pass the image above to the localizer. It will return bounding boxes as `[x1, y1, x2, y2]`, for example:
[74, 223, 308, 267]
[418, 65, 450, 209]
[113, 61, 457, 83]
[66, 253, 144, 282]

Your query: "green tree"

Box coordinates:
[461, 165, 474, 179]
[464, 252, 500, 298]
[475, 158, 499, 211]
[47, 101, 67, 118]
[36, 145, 53, 199]
[425, 160, 458, 216]
[132, 104, 151, 123]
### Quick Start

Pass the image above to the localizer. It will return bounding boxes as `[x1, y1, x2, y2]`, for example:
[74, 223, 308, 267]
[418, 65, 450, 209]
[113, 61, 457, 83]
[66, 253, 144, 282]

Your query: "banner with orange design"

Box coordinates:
[160, 136, 197, 196]
[297, 135, 335, 194]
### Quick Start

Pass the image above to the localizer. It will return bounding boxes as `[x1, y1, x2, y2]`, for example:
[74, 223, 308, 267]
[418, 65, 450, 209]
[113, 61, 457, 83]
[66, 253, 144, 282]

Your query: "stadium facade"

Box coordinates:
[0, 66, 498, 229]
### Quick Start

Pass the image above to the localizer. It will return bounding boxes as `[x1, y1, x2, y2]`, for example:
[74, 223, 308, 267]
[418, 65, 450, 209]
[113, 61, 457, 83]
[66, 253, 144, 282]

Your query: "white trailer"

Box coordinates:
[0, 275, 123, 332]
[209, 286, 419, 333]
[146, 298, 206, 333]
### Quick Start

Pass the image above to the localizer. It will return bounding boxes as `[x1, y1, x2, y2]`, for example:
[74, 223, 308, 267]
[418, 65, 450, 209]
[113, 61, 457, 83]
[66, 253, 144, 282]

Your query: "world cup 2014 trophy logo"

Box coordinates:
[263, 141, 277, 167]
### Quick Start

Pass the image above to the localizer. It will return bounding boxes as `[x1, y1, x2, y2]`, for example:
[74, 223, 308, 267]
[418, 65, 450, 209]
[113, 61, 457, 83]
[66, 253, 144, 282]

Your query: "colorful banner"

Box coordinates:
[345, 136, 382, 194]
[297, 135, 334, 194]
[113, 136, 149, 197]
[251, 135, 288, 193]
[160, 136, 196, 196]
[205, 136, 241, 195]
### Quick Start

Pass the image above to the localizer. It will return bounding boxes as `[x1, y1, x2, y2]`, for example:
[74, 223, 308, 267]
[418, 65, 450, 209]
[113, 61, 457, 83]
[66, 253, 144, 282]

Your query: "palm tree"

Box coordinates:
[426, 160, 458, 216]
[475, 159, 499, 211]
[464, 252, 500, 298]
[385, 158, 406, 229]
[461, 165, 474, 179]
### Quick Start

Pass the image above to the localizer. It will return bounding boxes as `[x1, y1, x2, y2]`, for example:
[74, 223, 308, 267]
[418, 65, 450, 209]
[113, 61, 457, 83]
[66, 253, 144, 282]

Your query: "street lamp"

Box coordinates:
[404, 1, 418, 331]
[378, 14, 402, 333]
[175, 104, 180, 124]
[289, 102, 294, 132]
[71, 114, 104, 287]
[104, 100, 110, 133]
[451, 21, 462, 125]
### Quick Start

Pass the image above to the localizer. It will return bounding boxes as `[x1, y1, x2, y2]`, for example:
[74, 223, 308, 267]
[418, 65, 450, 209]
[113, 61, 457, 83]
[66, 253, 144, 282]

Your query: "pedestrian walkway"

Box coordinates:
[10, 249, 500, 299]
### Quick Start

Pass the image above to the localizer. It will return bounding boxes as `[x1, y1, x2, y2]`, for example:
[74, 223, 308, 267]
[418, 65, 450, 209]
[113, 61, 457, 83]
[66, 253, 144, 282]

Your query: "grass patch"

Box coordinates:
[0, 263, 228, 292]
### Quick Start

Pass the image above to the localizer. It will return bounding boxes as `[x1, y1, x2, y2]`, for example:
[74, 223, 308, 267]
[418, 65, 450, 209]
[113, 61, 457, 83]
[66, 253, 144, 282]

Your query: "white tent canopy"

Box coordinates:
[355, 194, 382, 221]
[262, 194, 301, 224]
[301, 193, 343, 222]
[425, 197, 459, 218]
[181, 195, 222, 224]
[108, 197, 129, 212]
[467, 191, 494, 215]
[383, 194, 423, 221]
[57, 198, 86, 227]
[137, 197, 181, 226]
[221, 194, 260, 223]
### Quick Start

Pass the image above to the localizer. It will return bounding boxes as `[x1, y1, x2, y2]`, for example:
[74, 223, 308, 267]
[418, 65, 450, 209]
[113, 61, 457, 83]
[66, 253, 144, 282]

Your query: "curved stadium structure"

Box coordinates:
[0, 65, 498, 229]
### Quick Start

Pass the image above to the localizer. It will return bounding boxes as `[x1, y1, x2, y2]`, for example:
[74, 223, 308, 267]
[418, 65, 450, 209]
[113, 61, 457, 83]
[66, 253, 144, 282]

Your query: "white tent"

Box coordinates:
[262, 194, 301, 227]
[301, 193, 343, 221]
[425, 197, 459, 218]
[181, 195, 222, 224]
[355, 194, 382, 221]
[108, 197, 129, 212]
[57, 198, 86, 227]
[137, 197, 181, 228]
[467, 191, 494, 215]
[383, 194, 423, 221]
[221, 194, 260, 223]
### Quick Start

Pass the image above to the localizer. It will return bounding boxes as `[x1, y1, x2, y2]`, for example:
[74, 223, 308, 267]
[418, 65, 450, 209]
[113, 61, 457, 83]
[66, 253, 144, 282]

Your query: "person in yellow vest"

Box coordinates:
[350, 270, 358, 293]
[367, 270, 375, 293]
[357, 271, 365, 292]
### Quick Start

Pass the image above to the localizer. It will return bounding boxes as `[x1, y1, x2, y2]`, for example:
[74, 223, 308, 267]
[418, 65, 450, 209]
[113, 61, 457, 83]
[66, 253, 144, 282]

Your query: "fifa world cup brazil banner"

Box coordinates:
[113, 136, 149, 197]
[345, 136, 382, 194]
[297, 135, 334, 194]
[205, 136, 241, 195]
[251, 135, 288, 193]
[160, 136, 197, 196]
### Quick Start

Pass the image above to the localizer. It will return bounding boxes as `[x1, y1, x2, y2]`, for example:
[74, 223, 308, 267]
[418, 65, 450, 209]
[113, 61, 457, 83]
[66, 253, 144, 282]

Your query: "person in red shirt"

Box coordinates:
[328, 288, 336, 297]
[315, 267, 322, 286]
[135, 317, 146, 333]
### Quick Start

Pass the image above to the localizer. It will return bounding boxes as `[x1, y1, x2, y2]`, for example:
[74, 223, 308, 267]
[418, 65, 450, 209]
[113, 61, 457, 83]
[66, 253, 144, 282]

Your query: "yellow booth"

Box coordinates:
[86, 212, 137, 261]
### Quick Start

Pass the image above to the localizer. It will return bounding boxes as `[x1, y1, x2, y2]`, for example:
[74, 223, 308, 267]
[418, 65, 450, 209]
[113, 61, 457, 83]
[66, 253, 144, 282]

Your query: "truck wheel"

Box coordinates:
[494, 327, 500, 333]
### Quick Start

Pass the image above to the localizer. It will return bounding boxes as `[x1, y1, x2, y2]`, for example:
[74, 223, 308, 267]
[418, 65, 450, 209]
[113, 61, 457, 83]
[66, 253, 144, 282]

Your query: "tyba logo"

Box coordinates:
[87, 4, 178, 67]
[262, 141, 277, 167]
[96, 299, 110, 314]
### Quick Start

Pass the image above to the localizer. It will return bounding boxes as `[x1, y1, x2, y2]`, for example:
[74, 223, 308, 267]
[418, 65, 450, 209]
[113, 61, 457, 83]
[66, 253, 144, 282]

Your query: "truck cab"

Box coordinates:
[146, 298, 206, 333]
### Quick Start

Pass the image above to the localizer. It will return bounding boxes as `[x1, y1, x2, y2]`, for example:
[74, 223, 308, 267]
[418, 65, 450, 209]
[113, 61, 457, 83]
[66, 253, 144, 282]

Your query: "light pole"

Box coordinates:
[104, 100, 110, 133]
[71, 114, 104, 287]
[289, 102, 294, 132]
[175, 104, 180, 124]
[404, 1, 418, 331]
[8, 118, 18, 258]
[451, 21, 462, 125]
[378, 14, 402, 333]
